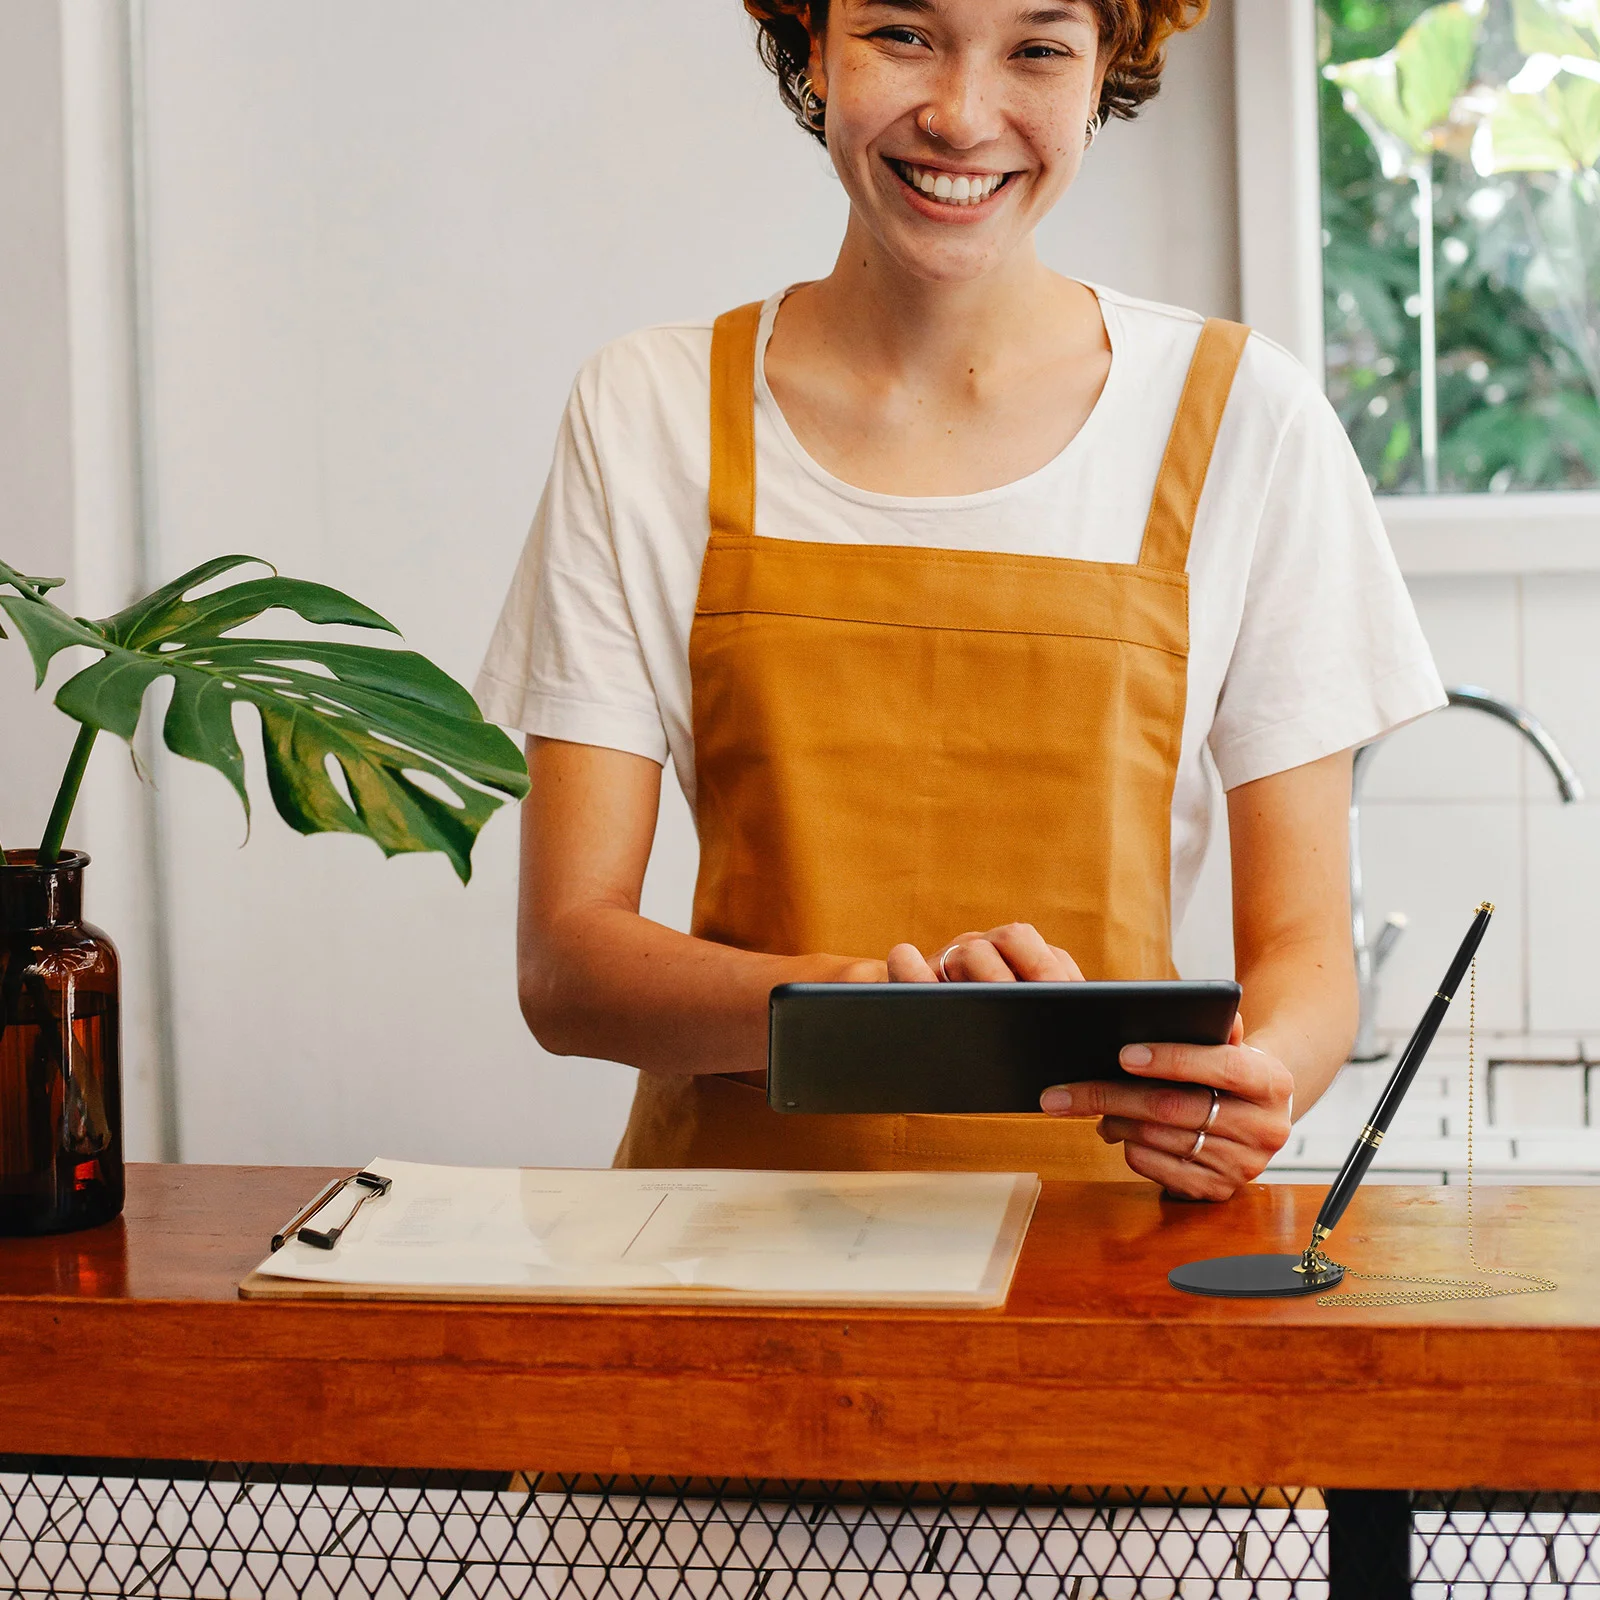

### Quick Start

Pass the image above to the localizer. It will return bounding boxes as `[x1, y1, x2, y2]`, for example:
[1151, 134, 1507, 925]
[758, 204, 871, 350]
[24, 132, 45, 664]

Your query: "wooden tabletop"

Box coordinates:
[1, 1164, 1597, 1489]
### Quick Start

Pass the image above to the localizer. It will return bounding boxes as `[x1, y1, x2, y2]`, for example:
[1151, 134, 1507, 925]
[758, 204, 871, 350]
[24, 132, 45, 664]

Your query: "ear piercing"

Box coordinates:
[794, 72, 827, 134]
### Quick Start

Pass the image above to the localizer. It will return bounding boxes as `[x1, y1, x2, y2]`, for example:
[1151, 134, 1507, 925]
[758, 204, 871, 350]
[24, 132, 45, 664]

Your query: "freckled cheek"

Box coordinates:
[827, 58, 920, 149]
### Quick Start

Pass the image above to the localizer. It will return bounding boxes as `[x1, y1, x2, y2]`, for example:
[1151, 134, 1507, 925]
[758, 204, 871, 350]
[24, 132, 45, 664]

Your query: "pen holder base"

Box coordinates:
[1168, 1252, 1344, 1298]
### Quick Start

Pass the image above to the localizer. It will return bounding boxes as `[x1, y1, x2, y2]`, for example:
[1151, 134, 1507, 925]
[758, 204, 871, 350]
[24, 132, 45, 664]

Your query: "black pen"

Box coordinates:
[1302, 902, 1494, 1269]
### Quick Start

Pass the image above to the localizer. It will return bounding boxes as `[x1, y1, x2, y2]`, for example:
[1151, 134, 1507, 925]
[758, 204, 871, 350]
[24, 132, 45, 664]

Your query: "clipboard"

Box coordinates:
[240, 1161, 1041, 1309]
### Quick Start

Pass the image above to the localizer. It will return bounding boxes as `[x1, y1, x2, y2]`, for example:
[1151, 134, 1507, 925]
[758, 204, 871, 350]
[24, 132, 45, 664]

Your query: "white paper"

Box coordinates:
[253, 1160, 1036, 1300]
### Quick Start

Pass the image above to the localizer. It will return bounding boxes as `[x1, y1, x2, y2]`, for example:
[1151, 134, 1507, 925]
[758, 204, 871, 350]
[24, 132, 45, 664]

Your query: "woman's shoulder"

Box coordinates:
[570, 317, 718, 417]
[1093, 283, 1322, 429]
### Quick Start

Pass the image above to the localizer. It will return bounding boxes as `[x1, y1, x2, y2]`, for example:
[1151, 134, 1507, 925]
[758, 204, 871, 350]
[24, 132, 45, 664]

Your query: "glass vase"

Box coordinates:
[0, 849, 123, 1235]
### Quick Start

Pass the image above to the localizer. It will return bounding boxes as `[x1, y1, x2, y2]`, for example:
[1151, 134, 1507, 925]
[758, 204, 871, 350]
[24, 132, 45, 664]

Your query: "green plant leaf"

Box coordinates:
[1325, 2, 1484, 165]
[1512, 0, 1600, 61]
[1476, 76, 1600, 170]
[1396, 2, 1483, 133]
[0, 555, 528, 883]
[1553, 73, 1600, 165]
[1327, 54, 1426, 164]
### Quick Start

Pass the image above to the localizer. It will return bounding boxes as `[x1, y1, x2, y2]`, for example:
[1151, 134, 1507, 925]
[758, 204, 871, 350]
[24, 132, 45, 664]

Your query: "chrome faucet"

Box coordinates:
[1348, 685, 1584, 1062]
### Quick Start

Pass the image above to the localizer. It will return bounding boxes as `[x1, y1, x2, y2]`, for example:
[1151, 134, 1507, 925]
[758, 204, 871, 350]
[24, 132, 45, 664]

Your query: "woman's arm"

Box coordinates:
[1226, 745, 1359, 1115]
[518, 736, 880, 1075]
[1043, 748, 1358, 1200]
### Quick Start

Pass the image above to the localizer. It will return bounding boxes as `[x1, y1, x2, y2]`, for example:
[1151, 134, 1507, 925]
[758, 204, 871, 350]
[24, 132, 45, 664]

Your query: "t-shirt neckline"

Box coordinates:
[752, 280, 1124, 513]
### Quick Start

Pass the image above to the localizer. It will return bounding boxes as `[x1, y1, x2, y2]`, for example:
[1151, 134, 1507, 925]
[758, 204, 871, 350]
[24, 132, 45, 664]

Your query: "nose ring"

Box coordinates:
[923, 109, 940, 140]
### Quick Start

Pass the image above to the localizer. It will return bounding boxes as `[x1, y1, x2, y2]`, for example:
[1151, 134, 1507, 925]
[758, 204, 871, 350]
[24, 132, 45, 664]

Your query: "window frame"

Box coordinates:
[1232, 0, 1600, 573]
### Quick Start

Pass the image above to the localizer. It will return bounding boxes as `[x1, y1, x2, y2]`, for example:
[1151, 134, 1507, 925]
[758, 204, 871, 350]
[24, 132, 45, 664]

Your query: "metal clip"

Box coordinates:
[271, 1170, 392, 1252]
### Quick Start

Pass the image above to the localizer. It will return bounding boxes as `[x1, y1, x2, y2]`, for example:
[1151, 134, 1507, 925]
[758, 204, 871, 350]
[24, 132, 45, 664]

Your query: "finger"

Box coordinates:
[1118, 1041, 1292, 1106]
[1099, 1117, 1266, 1176]
[887, 943, 938, 983]
[981, 923, 1081, 982]
[945, 939, 1017, 983]
[1119, 1139, 1240, 1202]
[1229, 1013, 1244, 1046]
[1129, 1096, 1287, 1155]
[1047, 946, 1086, 981]
[927, 933, 983, 981]
[1041, 1077, 1218, 1129]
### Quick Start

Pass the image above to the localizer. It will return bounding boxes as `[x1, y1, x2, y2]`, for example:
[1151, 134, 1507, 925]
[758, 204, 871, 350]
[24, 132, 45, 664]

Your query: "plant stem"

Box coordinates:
[1415, 164, 1439, 495]
[39, 723, 99, 865]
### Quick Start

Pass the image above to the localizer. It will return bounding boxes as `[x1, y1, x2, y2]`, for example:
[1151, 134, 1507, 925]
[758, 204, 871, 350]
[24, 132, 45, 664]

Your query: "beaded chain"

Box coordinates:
[1316, 960, 1559, 1308]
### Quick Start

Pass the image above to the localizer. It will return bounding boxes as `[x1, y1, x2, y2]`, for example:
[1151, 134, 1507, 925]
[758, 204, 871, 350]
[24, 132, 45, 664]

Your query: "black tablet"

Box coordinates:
[767, 980, 1242, 1114]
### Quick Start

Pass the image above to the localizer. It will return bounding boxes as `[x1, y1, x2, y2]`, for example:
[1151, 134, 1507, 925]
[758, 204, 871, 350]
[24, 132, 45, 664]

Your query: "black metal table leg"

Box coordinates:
[1326, 1488, 1411, 1599]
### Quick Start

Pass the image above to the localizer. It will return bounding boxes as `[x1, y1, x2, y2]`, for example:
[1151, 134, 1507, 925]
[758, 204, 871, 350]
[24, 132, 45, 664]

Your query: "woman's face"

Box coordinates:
[810, 0, 1107, 284]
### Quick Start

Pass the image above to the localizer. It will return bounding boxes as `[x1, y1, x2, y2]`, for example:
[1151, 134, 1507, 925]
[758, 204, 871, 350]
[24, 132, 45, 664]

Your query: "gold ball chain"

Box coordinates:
[1317, 960, 1559, 1308]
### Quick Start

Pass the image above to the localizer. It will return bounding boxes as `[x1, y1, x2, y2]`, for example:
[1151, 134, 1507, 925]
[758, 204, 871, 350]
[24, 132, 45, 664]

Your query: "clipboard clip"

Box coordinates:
[271, 1170, 392, 1252]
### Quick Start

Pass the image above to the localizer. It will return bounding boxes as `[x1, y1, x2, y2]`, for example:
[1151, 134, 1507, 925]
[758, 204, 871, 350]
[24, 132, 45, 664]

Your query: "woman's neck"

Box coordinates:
[764, 221, 1112, 498]
[784, 220, 1091, 394]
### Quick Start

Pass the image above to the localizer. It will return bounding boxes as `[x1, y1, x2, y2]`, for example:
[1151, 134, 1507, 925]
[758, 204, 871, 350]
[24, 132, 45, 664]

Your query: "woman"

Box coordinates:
[478, 0, 1443, 1200]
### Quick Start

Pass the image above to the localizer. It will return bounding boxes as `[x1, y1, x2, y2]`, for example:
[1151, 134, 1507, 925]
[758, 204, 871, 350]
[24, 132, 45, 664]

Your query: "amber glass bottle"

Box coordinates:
[0, 850, 123, 1235]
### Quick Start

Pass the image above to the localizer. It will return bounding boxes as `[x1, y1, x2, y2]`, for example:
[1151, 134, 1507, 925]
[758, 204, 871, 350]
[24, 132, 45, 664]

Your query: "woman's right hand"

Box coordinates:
[886, 923, 1085, 983]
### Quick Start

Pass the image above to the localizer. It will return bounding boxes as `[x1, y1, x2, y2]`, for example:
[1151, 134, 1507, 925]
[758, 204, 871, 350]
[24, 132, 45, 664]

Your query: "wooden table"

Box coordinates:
[1, 1165, 1597, 1490]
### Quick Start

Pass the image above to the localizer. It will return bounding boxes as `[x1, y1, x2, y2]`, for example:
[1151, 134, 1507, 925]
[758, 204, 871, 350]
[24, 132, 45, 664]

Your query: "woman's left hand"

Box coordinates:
[1039, 1015, 1295, 1201]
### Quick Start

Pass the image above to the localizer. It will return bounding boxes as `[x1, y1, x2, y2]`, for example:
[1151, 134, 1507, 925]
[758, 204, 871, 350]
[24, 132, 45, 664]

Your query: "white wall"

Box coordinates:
[109, 0, 1242, 1169]
[0, 1, 79, 849]
[3, 0, 169, 1160]
[1358, 575, 1600, 1051]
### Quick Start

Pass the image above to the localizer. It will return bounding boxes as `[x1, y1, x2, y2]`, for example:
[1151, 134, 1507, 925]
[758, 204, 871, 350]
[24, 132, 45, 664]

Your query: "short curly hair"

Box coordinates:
[746, 0, 1209, 142]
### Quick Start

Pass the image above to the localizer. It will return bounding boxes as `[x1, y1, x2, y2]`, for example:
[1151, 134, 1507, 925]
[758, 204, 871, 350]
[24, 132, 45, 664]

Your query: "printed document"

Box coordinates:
[245, 1160, 1038, 1307]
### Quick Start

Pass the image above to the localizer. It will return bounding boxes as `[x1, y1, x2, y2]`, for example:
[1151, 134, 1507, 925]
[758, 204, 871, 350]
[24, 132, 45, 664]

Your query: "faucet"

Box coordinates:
[1348, 685, 1584, 1062]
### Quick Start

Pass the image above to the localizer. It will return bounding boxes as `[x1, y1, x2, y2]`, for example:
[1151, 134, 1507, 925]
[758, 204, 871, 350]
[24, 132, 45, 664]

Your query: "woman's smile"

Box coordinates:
[886, 157, 1014, 213]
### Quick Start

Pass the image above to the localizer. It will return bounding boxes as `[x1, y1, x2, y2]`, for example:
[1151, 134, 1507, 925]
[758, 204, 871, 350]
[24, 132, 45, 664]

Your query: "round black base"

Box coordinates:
[1168, 1252, 1344, 1298]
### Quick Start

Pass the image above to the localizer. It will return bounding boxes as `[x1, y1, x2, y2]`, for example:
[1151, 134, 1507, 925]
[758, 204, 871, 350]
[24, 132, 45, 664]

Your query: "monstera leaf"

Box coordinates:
[0, 556, 528, 882]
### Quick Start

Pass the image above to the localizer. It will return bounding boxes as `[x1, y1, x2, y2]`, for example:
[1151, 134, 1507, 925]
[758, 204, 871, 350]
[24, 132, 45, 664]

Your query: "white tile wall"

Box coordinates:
[1182, 571, 1600, 1055]
[1355, 574, 1598, 1042]
[1527, 804, 1600, 1032]
[1523, 574, 1600, 786]
[1361, 801, 1526, 1033]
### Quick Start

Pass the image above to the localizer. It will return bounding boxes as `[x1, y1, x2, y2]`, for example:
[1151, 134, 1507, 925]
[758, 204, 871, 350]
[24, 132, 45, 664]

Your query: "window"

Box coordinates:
[1318, 0, 1600, 496]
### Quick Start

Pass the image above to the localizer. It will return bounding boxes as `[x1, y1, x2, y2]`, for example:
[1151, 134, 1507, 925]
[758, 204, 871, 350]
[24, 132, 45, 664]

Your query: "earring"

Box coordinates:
[1086, 112, 1103, 148]
[794, 72, 827, 135]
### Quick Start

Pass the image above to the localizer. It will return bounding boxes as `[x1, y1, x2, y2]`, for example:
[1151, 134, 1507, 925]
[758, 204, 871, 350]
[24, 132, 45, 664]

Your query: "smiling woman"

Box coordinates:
[477, 0, 1447, 1201]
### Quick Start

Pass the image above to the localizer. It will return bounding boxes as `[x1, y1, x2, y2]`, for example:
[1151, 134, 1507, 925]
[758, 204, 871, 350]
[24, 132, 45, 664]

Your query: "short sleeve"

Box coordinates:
[1207, 386, 1446, 791]
[474, 369, 670, 764]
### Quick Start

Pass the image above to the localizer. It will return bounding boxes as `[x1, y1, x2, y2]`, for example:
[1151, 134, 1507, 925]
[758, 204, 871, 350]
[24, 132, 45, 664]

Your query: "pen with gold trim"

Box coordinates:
[1305, 902, 1494, 1260]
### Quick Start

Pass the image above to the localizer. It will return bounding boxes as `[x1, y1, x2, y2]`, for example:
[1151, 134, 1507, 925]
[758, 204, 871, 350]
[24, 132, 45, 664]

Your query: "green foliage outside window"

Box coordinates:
[1320, 0, 1600, 493]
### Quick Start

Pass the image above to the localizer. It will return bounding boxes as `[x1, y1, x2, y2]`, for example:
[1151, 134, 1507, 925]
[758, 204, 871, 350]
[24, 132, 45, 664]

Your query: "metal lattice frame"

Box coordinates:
[2, 1459, 1597, 1598]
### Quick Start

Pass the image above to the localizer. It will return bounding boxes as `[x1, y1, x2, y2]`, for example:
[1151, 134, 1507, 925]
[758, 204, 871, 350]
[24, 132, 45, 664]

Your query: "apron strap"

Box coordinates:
[708, 301, 764, 546]
[1138, 317, 1251, 573]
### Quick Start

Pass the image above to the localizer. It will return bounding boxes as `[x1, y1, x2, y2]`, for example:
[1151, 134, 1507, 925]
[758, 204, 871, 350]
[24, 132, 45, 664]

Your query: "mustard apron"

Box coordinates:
[615, 302, 1250, 1177]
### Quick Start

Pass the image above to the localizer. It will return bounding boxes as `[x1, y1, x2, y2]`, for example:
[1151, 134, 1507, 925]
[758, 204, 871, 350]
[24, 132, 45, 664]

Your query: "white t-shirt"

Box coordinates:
[477, 283, 1444, 925]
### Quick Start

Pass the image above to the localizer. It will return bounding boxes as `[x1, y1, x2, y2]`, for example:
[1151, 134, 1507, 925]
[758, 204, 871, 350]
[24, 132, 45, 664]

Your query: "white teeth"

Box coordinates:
[896, 161, 1005, 207]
